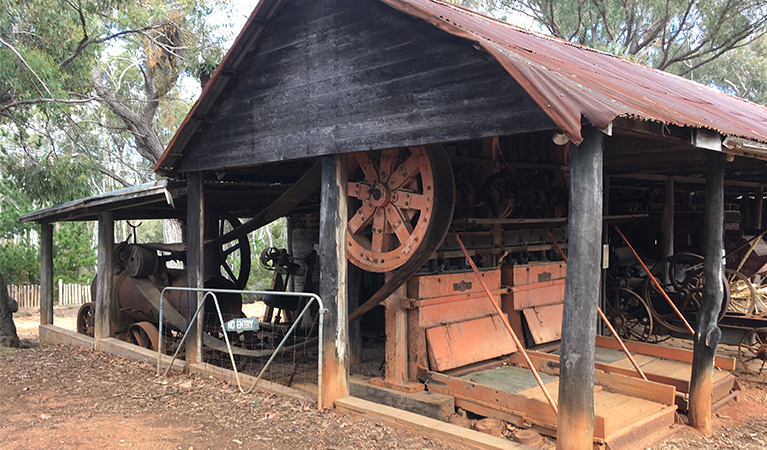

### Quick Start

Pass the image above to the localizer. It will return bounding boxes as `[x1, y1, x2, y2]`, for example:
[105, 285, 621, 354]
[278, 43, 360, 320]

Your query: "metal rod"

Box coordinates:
[162, 291, 212, 377]
[613, 225, 695, 335]
[453, 233, 558, 417]
[544, 228, 647, 380]
[596, 306, 647, 380]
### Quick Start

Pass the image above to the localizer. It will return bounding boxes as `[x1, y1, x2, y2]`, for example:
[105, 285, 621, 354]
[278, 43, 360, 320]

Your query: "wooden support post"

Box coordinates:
[384, 280, 407, 384]
[186, 172, 205, 367]
[319, 154, 349, 409]
[557, 127, 603, 450]
[407, 306, 429, 382]
[348, 263, 362, 364]
[662, 179, 675, 258]
[756, 185, 764, 230]
[370, 275, 423, 392]
[688, 151, 725, 434]
[39, 223, 54, 326]
[94, 212, 114, 348]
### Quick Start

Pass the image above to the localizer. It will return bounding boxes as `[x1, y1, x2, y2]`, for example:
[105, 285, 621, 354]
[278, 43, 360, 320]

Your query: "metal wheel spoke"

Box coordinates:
[378, 149, 399, 183]
[385, 205, 413, 244]
[355, 152, 379, 182]
[348, 202, 375, 235]
[348, 181, 372, 200]
[387, 152, 422, 191]
[223, 243, 241, 257]
[391, 191, 428, 211]
[371, 208, 389, 254]
[223, 263, 237, 283]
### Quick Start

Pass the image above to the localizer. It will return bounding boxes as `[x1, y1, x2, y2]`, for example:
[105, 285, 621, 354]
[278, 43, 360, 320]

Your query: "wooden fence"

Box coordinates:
[8, 285, 41, 308]
[58, 280, 92, 306]
[7, 281, 92, 308]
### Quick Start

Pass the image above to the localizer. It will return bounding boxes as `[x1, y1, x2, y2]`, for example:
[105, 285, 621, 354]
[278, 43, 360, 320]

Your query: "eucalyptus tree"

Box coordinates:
[0, 0, 234, 186]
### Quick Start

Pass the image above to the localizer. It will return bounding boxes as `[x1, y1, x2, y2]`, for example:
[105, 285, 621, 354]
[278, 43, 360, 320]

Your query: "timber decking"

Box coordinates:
[596, 345, 737, 410]
[465, 365, 674, 443]
[427, 365, 678, 448]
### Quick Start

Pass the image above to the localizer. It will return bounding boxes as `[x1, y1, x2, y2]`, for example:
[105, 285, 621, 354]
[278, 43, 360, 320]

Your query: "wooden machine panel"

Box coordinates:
[501, 262, 566, 346]
[408, 270, 501, 300]
[408, 270, 518, 371]
[501, 262, 566, 310]
[425, 315, 517, 371]
[523, 304, 563, 344]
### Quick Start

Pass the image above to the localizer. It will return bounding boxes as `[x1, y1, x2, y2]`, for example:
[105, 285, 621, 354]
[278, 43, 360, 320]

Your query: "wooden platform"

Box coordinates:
[425, 364, 678, 449]
[591, 336, 740, 410]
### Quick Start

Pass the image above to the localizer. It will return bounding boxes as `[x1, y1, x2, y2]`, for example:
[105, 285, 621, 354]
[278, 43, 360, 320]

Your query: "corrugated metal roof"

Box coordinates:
[18, 181, 175, 224]
[380, 0, 767, 145]
[156, 0, 767, 172]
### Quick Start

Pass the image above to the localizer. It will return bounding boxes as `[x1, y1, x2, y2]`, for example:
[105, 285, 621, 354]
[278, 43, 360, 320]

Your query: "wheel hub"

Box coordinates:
[758, 345, 767, 361]
[369, 182, 391, 208]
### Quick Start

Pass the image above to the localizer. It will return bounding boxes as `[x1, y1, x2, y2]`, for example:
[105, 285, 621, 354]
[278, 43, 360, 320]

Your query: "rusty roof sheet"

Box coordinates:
[156, 0, 767, 172]
[380, 0, 767, 145]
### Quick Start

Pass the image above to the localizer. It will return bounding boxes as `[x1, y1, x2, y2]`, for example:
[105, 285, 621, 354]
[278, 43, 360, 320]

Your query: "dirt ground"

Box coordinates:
[5, 306, 767, 450]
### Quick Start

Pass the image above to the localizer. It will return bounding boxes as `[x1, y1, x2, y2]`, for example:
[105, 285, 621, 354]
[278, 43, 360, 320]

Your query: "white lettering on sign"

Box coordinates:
[224, 317, 259, 332]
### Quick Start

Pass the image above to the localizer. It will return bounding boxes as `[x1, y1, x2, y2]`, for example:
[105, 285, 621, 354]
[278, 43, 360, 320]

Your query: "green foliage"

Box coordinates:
[0, 239, 39, 285]
[0, 149, 96, 285]
[1, 0, 237, 181]
[246, 219, 288, 292]
[53, 222, 96, 284]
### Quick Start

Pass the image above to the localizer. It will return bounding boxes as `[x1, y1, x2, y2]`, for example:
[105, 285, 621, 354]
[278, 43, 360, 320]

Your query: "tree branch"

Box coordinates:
[98, 167, 133, 188]
[0, 97, 97, 113]
[59, 24, 169, 69]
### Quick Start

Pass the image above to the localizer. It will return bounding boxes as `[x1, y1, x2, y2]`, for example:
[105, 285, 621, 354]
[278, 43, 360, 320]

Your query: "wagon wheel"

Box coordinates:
[218, 213, 251, 290]
[738, 327, 767, 376]
[346, 146, 454, 272]
[726, 269, 757, 315]
[604, 288, 653, 342]
[127, 321, 166, 354]
[76, 302, 95, 337]
[644, 253, 730, 334]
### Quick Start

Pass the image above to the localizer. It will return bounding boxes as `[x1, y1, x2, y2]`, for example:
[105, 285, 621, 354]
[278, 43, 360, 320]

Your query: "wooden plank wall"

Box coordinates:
[177, 0, 554, 172]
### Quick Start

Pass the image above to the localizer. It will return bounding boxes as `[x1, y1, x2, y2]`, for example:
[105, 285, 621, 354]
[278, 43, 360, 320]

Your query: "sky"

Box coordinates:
[179, 0, 262, 99]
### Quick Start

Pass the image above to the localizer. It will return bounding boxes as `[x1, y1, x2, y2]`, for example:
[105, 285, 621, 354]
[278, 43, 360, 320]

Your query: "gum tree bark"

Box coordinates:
[0, 272, 20, 348]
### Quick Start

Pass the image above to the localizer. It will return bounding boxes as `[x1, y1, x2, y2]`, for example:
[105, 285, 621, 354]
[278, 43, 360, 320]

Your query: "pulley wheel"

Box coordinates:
[644, 253, 730, 334]
[218, 213, 251, 290]
[127, 321, 166, 354]
[738, 327, 767, 376]
[76, 302, 95, 337]
[604, 288, 653, 342]
[346, 146, 454, 273]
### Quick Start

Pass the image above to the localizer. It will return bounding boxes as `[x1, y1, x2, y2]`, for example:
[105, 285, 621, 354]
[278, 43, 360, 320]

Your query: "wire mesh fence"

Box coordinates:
[157, 288, 324, 394]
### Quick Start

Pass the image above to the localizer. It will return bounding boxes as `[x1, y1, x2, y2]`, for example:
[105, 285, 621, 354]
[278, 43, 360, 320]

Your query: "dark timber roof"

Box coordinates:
[156, 0, 767, 173]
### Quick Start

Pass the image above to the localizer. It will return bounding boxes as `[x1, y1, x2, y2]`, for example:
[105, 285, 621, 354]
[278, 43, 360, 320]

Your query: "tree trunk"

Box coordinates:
[0, 272, 20, 348]
[163, 218, 184, 269]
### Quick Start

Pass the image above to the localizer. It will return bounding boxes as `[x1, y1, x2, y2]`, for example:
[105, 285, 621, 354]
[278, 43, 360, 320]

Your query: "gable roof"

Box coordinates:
[156, 0, 767, 173]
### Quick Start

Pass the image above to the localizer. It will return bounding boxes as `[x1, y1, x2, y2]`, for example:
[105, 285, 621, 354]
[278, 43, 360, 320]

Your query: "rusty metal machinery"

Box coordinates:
[76, 212, 251, 354]
[643, 253, 731, 334]
[346, 146, 454, 273]
[739, 327, 767, 376]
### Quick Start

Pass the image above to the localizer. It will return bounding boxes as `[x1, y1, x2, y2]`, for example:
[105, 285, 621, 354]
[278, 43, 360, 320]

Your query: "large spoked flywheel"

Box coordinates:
[347, 146, 454, 273]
